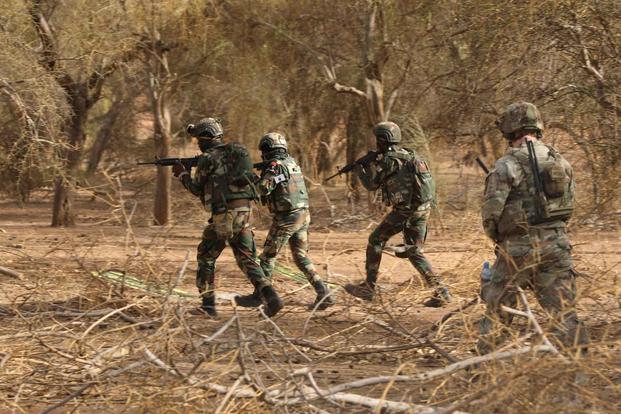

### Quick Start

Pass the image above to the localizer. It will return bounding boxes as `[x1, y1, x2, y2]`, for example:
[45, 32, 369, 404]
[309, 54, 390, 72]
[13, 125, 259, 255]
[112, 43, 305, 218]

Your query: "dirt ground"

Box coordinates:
[1, 165, 620, 413]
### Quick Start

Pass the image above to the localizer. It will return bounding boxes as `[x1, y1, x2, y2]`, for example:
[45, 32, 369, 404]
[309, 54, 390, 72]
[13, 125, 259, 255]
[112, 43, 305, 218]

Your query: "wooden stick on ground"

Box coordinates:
[0, 266, 22, 279]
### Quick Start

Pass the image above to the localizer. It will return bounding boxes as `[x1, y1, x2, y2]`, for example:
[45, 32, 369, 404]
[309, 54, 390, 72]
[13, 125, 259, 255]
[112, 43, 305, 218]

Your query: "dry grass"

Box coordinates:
[0, 171, 619, 413]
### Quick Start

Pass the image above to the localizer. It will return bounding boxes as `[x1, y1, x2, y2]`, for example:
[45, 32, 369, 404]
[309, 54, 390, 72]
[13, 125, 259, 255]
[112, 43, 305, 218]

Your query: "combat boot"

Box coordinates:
[200, 295, 218, 317]
[260, 285, 283, 317]
[344, 281, 375, 301]
[310, 280, 335, 310]
[422, 286, 451, 308]
[234, 288, 262, 308]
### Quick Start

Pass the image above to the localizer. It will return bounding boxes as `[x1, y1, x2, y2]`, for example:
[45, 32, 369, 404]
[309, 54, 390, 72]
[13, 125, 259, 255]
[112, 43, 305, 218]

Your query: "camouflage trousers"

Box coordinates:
[478, 228, 589, 353]
[196, 210, 270, 299]
[259, 208, 321, 283]
[366, 208, 441, 287]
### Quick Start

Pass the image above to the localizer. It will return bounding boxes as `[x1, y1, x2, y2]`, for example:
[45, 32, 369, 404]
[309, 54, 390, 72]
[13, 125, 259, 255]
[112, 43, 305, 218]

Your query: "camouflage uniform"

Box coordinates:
[345, 122, 451, 306]
[235, 133, 333, 310]
[177, 119, 282, 317]
[478, 103, 588, 353]
[257, 156, 316, 282]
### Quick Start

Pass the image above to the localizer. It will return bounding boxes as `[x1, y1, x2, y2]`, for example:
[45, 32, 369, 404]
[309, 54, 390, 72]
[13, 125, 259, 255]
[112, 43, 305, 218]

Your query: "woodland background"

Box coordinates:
[1, 2, 621, 413]
[2, 0, 621, 224]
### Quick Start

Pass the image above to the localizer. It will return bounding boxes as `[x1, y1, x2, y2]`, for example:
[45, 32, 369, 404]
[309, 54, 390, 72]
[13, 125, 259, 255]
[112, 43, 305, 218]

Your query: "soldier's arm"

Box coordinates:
[481, 161, 512, 241]
[355, 161, 382, 191]
[257, 162, 284, 196]
[179, 156, 209, 197]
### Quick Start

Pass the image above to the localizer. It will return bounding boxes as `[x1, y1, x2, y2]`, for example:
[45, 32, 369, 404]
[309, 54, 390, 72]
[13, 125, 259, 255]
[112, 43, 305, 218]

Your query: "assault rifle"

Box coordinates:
[137, 156, 199, 171]
[137, 156, 268, 171]
[323, 151, 378, 183]
[475, 156, 490, 174]
[526, 140, 548, 223]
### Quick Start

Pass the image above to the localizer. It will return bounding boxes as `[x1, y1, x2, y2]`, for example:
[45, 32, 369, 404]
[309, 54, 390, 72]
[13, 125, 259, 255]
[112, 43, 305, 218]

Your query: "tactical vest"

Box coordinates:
[498, 142, 574, 234]
[266, 156, 309, 213]
[203, 142, 256, 214]
[382, 148, 435, 210]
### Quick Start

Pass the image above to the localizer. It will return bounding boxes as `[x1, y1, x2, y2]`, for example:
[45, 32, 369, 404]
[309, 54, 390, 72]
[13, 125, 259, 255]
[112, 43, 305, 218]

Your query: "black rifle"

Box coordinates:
[475, 156, 490, 174]
[323, 151, 378, 182]
[526, 140, 548, 222]
[137, 156, 199, 171]
[138, 156, 267, 171]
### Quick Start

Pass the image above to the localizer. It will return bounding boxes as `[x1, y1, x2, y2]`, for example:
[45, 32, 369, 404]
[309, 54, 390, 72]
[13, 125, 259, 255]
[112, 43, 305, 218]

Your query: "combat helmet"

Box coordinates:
[259, 132, 288, 152]
[373, 121, 401, 144]
[186, 117, 224, 139]
[496, 102, 543, 139]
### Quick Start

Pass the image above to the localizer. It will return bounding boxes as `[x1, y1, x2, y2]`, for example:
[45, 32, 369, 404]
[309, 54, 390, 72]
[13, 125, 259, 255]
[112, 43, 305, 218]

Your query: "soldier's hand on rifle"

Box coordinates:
[172, 163, 186, 178]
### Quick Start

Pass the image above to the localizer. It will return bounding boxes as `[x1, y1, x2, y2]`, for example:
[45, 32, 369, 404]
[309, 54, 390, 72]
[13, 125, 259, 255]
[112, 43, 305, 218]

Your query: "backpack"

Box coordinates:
[223, 142, 256, 188]
[409, 157, 436, 207]
[383, 148, 435, 209]
[511, 144, 574, 224]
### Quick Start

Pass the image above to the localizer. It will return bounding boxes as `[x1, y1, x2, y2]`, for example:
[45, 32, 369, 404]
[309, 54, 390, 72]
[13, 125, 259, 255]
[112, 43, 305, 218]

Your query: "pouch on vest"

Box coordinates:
[212, 211, 234, 239]
[412, 159, 435, 206]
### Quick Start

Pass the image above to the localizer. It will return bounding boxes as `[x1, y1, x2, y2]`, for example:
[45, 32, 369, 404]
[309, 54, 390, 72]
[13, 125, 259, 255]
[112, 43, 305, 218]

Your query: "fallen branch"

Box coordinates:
[143, 347, 468, 413]
[0, 266, 22, 279]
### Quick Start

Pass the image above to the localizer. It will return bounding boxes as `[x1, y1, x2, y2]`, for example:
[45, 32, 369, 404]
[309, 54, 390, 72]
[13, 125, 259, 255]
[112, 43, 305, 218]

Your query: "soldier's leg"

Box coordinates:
[402, 210, 451, 307]
[365, 210, 405, 287]
[229, 213, 282, 317]
[477, 254, 520, 354]
[236, 214, 292, 308]
[345, 210, 403, 300]
[259, 214, 294, 280]
[534, 233, 589, 352]
[289, 210, 334, 309]
[196, 225, 226, 317]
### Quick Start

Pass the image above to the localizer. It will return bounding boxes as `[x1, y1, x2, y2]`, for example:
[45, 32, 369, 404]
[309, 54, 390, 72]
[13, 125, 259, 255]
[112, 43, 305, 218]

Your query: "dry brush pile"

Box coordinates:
[0, 205, 620, 413]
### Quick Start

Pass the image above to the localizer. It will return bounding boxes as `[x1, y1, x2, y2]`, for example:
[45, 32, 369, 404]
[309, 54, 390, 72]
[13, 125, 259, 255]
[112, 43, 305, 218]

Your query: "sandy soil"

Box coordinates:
[0, 167, 619, 413]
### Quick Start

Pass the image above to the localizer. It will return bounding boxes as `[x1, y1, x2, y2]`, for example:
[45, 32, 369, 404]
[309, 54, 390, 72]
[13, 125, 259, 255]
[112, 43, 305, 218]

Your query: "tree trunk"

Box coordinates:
[346, 103, 368, 210]
[87, 101, 122, 175]
[51, 84, 88, 227]
[152, 101, 171, 226]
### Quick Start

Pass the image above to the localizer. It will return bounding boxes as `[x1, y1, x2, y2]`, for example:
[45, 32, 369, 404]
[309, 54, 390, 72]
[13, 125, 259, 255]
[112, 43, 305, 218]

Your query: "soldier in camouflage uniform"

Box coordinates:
[477, 102, 589, 354]
[172, 118, 283, 318]
[234, 133, 335, 310]
[344, 122, 452, 307]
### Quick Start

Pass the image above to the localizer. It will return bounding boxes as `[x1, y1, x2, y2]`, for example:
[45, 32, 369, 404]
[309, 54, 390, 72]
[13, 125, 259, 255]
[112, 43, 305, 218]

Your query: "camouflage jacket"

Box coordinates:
[357, 146, 431, 211]
[181, 142, 256, 214]
[257, 154, 309, 213]
[482, 139, 574, 242]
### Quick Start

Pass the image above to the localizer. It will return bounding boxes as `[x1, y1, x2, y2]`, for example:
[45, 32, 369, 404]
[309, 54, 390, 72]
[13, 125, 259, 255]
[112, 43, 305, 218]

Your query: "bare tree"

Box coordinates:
[28, 0, 136, 226]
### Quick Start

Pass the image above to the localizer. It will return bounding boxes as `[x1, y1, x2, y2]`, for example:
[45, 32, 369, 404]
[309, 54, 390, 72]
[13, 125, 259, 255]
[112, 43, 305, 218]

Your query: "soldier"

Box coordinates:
[172, 118, 283, 318]
[477, 102, 589, 354]
[344, 121, 452, 307]
[234, 133, 335, 310]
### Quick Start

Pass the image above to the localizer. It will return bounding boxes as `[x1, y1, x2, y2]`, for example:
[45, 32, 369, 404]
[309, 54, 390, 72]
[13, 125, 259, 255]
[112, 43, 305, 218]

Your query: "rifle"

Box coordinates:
[475, 156, 490, 174]
[526, 140, 548, 223]
[137, 156, 199, 172]
[138, 156, 267, 171]
[323, 151, 378, 182]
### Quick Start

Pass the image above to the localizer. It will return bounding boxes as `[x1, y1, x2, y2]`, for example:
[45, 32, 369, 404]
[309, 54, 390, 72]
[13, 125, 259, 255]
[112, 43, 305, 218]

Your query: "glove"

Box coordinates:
[172, 163, 186, 178]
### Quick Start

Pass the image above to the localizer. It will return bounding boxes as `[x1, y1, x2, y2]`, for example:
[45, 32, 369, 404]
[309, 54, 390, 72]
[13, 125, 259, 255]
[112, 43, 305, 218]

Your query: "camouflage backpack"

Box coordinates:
[223, 142, 256, 188]
[382, 148, 435, 209]
[510, 143, 574, 224]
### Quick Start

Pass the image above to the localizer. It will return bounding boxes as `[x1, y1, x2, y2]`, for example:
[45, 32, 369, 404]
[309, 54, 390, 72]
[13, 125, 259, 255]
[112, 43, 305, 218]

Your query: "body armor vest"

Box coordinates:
[266, 156, 309, 213]
[203, 143, 256, 214]
[497, 142, 574, 237]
